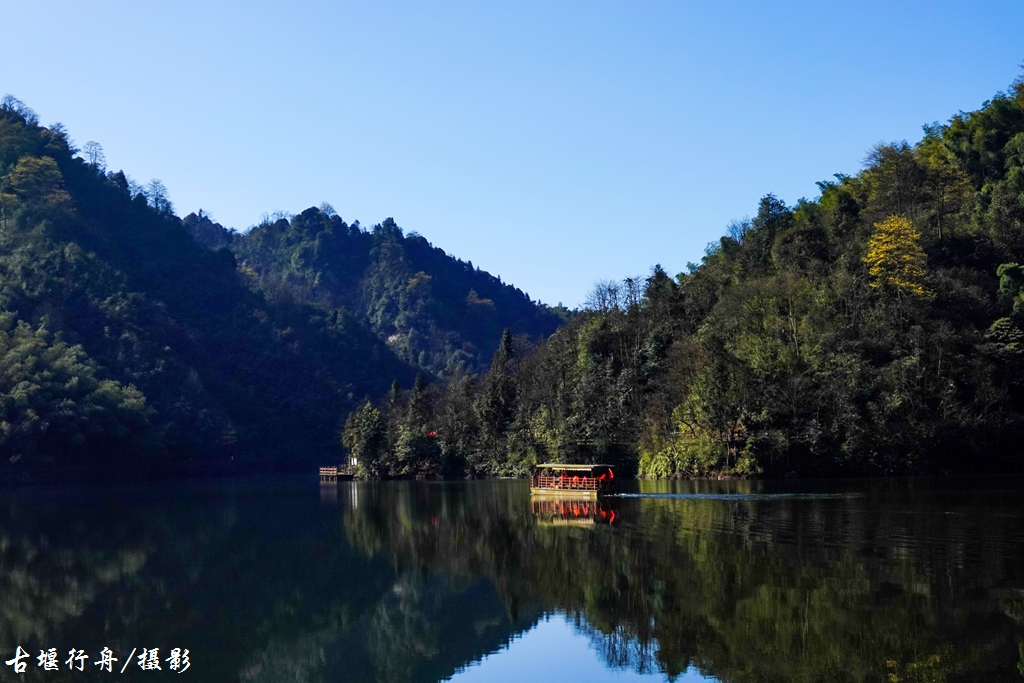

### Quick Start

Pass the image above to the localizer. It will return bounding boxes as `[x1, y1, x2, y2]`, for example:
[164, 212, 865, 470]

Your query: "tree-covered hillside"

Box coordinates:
[184, 209, 567, 376]
[346, 71, 1024, 479]
[0, 96, 414, 477]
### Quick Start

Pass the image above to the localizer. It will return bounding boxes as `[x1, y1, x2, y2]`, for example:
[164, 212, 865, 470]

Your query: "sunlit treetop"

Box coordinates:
[863, 214, 934, 300]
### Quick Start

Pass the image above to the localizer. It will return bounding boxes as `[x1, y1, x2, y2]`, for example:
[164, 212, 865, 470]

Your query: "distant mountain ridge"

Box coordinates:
[184, 209, 567, 375]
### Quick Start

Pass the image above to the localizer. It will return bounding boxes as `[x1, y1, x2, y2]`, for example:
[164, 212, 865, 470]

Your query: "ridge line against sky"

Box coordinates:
[2, 0, 1023, 307]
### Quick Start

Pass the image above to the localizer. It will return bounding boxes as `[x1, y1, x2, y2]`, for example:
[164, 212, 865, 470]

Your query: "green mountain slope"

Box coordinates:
[0, 98, 415, 477]
[347, 70, 1024, 478]
[184, 209, 567, 375]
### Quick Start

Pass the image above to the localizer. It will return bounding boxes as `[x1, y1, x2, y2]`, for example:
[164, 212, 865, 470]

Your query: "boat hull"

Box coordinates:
[530, 487, 601, 499]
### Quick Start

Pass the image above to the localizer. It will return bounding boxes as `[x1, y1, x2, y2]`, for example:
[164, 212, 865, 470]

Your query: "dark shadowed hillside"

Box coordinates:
[0, 96, 415, 477]
[184, 209, 567, 376]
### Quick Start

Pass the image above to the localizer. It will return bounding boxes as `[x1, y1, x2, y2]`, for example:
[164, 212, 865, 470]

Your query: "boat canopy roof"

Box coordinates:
[535, 463, 614, 471]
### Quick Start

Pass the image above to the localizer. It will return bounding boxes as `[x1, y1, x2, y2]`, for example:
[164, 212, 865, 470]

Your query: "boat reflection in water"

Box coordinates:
[530, 496, 616, 526]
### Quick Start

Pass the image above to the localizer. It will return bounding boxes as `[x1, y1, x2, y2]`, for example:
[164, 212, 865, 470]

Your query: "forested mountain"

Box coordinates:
[183, 209, 566, 376]
[0, 96, 414, 477]
[345, 71, 1024, 479]
[6, 68, 1024, 481]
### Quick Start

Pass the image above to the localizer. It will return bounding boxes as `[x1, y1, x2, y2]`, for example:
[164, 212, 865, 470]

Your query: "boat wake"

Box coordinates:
[608, 492, 866, 501]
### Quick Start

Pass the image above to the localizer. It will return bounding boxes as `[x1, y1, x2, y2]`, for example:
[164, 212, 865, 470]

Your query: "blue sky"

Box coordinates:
[3, 1, 1022, 306]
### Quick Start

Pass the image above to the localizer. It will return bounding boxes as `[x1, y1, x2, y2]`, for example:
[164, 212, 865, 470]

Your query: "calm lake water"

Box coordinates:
[1, 477, 1023, 682]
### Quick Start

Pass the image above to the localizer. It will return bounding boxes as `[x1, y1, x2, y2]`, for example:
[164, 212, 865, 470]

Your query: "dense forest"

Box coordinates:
[0, 95, 563, 479]
[184, 210, 566, 376]
[0, 97, 416, 477]
[344, 71, 1024, 478]
[0, 89, 569, 481]
[5, 69, 1024, 480]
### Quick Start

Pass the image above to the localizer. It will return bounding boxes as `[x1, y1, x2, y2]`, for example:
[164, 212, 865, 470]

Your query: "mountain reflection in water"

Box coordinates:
[0, 478, 1021, 682]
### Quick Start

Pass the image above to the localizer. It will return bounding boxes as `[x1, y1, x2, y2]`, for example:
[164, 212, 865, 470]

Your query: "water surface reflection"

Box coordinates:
[0, 478, 1021, 681]
[449, 614, 712, 682]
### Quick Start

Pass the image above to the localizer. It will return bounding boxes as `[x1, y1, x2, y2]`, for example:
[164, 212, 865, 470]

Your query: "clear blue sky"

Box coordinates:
[3, 1, 1022, 307]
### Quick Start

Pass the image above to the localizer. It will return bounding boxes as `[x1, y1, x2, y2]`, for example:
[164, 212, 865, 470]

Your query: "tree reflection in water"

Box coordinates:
[0, 478, 1020, 682]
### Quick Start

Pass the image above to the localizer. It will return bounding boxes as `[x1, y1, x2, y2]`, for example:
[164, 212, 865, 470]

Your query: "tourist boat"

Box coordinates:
[318, 466, 355, 482]
[529, 463, 616, 498]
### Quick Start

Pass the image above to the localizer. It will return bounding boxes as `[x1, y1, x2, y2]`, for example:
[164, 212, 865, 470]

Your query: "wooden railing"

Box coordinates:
[532, 475, 602, 491]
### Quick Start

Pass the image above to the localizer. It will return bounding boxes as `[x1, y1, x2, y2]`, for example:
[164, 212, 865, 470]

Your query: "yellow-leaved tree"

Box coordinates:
[863, 215, 934, 300]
